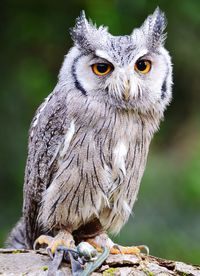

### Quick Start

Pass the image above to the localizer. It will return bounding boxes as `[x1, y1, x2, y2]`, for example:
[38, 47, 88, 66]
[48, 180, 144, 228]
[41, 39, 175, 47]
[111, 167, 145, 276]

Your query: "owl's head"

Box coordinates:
[60, 8, 172, 115]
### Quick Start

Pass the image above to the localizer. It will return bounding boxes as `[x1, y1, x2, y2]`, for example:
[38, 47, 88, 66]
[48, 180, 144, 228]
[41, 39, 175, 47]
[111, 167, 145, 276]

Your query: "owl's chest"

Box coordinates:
[60, 110, 146, 195]
[79, 112, 144, 195]
[45, 111, 149, 232]
[87, 114, 148, 232]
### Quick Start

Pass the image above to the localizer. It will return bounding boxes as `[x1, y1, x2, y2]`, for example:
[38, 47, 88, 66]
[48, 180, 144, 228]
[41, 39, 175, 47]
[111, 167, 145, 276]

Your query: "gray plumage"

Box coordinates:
[7, 7, 172, 249]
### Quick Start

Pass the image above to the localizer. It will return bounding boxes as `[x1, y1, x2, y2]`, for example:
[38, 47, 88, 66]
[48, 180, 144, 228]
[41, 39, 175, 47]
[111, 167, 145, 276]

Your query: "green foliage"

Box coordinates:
[41, 266, 48, 271]
[103, 268, 119, 276]
[0, 0, 200, 264]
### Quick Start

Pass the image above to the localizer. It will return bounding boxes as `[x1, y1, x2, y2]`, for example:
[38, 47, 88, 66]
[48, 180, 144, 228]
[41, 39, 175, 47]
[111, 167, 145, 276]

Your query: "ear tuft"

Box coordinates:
[142, 7, 167, 49]
[151, 7, 167, 47]
[70, 11, 109, 53]
[70, 10, 89, 46]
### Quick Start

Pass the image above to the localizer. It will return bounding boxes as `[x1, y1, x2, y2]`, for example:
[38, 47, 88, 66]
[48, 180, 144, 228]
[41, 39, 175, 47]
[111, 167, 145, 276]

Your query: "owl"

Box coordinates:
[7, 8, 172, 255]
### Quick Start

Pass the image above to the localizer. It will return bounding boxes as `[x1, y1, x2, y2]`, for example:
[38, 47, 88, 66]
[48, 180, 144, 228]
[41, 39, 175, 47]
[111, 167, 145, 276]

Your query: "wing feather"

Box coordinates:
[23, 85, 70, 247]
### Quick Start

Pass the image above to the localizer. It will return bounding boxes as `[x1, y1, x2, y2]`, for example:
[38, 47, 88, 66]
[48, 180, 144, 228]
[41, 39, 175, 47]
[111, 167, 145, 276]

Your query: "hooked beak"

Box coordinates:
[123, 79, 130, 101]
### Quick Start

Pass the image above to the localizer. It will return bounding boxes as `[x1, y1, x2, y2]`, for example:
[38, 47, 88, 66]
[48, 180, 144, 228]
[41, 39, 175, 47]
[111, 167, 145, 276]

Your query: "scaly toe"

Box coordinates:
[110, 244, 149, 255]
[110, 245, 141, 255]
[85, 233, 149, 256]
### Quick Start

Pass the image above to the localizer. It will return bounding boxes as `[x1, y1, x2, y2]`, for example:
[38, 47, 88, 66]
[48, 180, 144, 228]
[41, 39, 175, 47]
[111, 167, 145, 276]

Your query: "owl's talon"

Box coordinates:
[112, 244, 123, 254]
[137, 245, 149, 255]
[33, 235, 53, 250]
[110, 244, 141, 255]
[110, 244, 149, 255]
[33, 231, 75, 256]
[86, 233, 148, 256]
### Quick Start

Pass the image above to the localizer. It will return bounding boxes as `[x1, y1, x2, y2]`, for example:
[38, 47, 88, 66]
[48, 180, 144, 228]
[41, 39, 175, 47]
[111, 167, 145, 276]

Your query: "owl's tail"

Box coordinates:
[5, 217, 27, 249]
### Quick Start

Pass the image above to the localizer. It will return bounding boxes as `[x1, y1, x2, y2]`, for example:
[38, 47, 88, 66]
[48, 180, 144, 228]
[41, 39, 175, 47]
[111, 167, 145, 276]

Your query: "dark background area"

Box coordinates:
[0, 0, 200, 264]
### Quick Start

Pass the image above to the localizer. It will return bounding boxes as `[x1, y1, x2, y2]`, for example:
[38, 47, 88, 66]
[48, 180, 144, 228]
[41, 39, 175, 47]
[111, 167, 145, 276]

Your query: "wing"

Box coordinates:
[23, 85, 70, 247]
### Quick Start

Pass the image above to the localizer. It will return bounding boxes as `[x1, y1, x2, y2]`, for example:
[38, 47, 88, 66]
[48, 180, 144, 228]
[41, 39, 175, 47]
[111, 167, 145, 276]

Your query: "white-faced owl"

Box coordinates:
[7, 8, 172, 254]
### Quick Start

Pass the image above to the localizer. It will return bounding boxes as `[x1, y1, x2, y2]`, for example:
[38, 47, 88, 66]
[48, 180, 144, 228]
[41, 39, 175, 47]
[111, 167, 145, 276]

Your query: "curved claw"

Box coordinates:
[112, 244, 123, 254]
[86, 233, 148, 256]
[137, 245, 149, 255]
[33, 231, 75, 258]
[33, 235, 53, 251]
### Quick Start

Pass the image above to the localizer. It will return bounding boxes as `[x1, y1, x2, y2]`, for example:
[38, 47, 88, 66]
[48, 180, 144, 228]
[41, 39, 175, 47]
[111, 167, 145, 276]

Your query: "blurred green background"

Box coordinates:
[0, 0, 200, 264]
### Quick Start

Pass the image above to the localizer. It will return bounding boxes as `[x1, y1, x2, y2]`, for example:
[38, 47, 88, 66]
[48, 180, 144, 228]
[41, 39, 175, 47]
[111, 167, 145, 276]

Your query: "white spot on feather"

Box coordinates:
[31, 95, 51, 137]
[123, 200, 132, 216]
[32, 96, 50, 128]
[113, 141, 127, 175]
[60, 121, 75, 157]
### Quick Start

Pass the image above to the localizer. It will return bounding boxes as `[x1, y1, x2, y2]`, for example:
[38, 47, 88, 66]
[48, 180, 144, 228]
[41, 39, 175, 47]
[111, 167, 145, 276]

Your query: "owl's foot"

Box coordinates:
[33, 230, 75, 257]
[110, 244, 149, 255]
[86, 233, 149, 255]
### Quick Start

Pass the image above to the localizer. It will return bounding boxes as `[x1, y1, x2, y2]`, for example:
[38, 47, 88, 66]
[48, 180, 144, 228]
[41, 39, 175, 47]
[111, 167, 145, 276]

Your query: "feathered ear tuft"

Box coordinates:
[142, 7, 167, 49]
[70, 11, 109, 53]
[70, 11, 90, 47]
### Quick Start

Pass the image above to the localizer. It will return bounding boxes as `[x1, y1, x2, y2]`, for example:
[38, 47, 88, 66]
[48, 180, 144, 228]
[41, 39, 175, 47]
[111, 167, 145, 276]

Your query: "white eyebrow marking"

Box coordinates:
[132, 49, 149, 63]
[95, 50, 115, 64]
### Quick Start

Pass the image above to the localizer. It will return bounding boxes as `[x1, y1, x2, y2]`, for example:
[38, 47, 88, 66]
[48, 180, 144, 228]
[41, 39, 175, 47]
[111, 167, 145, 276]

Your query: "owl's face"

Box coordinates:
[60, 8, 172, 114]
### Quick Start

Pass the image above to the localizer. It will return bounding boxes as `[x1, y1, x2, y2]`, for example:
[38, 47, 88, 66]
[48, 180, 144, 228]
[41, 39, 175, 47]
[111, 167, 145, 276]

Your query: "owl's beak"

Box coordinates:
[123, 79, 130, 101]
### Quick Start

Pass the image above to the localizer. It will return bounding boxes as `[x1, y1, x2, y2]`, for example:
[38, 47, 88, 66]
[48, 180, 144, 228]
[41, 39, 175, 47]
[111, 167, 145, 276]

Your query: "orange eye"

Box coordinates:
[92, 63, 112, 76]
[134, 59, 151, 74]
